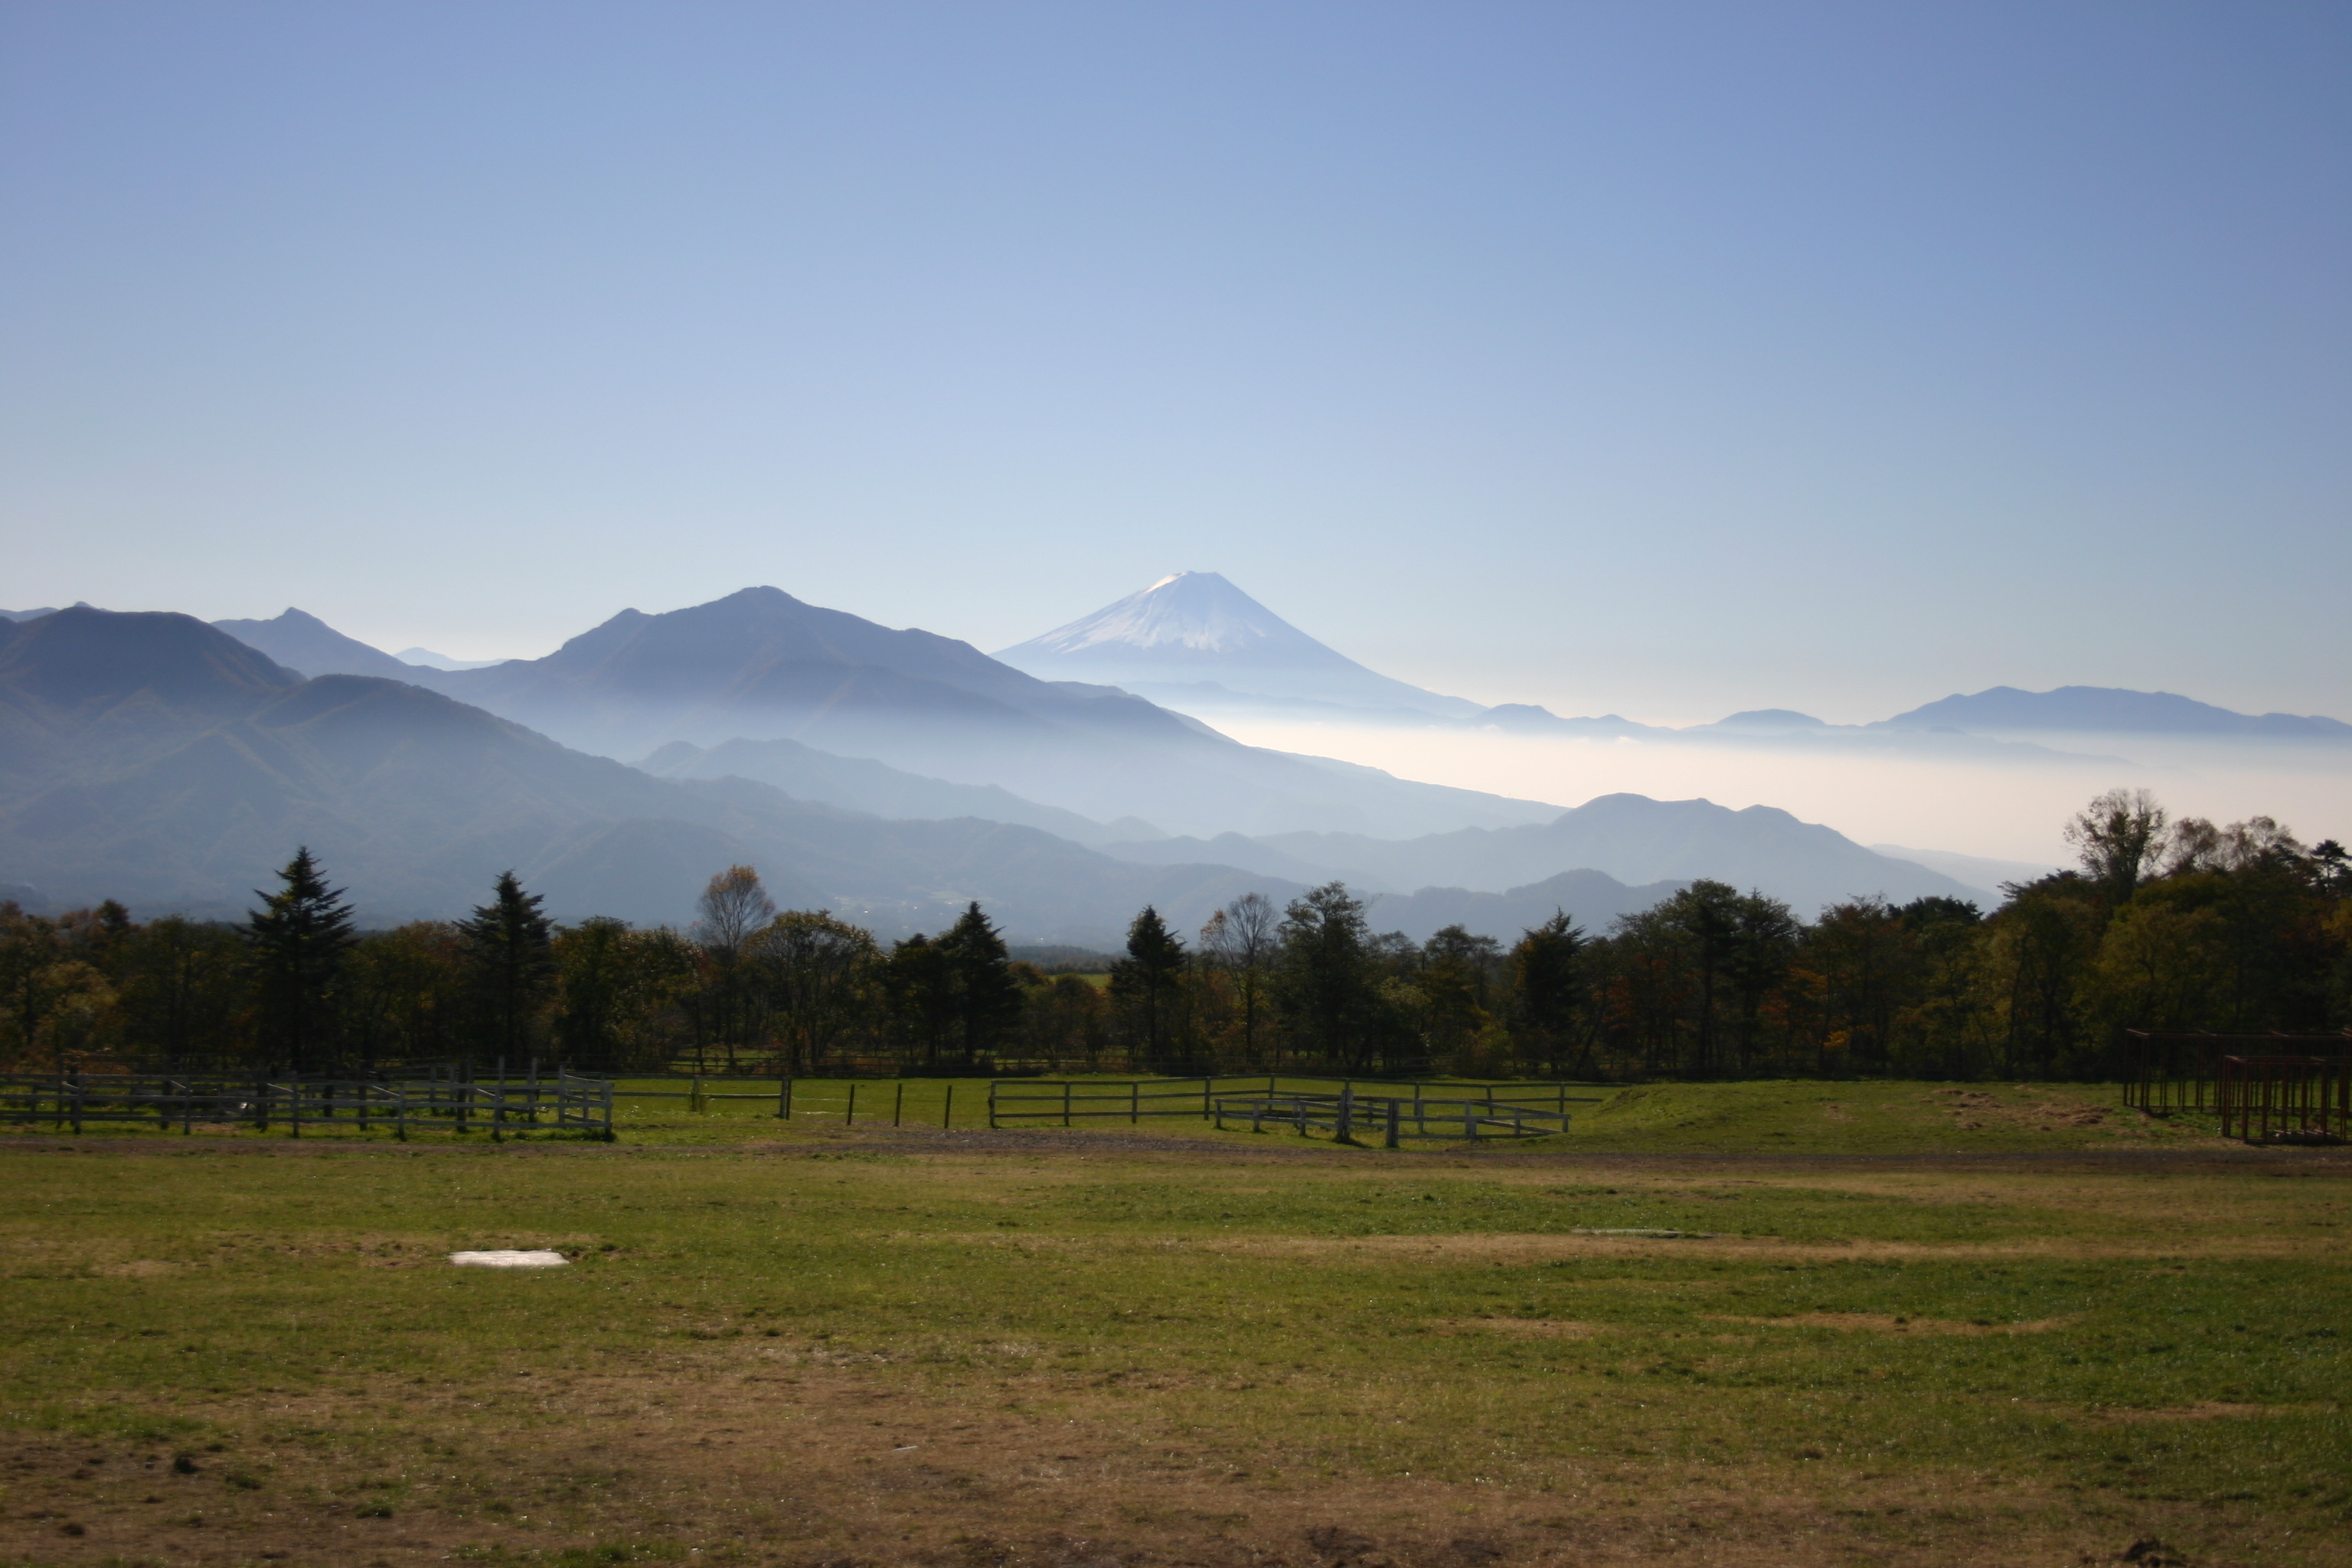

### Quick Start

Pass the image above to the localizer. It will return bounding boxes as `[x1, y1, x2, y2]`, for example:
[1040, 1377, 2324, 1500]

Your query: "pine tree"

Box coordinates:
[243, 847, 357, 1071]
[938, 902, 1022, 1065]
[459, 870, 557, 1068]
[1507, 911, 1585, 1075]
[1109, 905, 1187, 1067]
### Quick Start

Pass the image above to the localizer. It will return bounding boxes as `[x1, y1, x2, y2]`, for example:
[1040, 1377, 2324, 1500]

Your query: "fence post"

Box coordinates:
[894, 1082, 904, 1127]
[182, 1080, 194, 1136]
[396, 1083, 408, 1142]
[71, 1076, 83, 1138]
[1337, 1081, 1354, 1144]
[846, 1082, 858, 1127]
[1386, 1099, 1400, 1149]
[292, 1076, 303, 1139]
[945, 1083, 955, 1129]
[1131, 1080, 1139, 1125]
[1063, 1080, 1073, 1128]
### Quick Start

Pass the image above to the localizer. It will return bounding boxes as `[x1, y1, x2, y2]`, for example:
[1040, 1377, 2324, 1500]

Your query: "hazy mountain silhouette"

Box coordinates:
[394, 646, 508, 671]
[2, 607, 61, 622]
[211, 608, 419, 680]
[1, 606, 305, 795]
[417, 586, 1557, 838]
[1875, 685, 2351, 738]
[635, 737, 1161, 848]
[1364, 869, 1687, 943]
[995, 571, 1483, 718]
[0, 609, 1294, 940]
[1106, 793, 1984, 917]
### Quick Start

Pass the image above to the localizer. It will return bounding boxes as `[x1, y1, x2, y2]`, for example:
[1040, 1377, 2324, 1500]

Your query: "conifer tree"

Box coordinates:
[938, 902, 1022, 1064]
[243, 847, 357, 1071]
[459, 870, 556, 1068]
[1507, 911, 1586, 1075]
[1109, 905, 1187, 1066]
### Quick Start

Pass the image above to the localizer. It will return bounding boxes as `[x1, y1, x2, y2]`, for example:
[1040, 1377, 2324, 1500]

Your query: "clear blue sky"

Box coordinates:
[4, 1, 2345, 723]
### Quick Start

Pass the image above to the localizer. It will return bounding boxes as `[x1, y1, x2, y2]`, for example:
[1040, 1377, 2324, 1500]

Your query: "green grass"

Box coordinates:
[6, 1073, 2231, 1155]
[1548, 1077, 2231, 1154]
[0, 1099, 2344, 1565]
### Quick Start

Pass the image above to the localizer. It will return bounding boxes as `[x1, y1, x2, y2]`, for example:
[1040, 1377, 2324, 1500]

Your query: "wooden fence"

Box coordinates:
[0, 1069, 614, 1140]
[2216, 1055, 2351, 1144]
[1210, 1088, 1570, 1145]
[988, 1075, 1586, 1142]
[2125, 1030, 2352, 1140]
[593, 1076, 963, 1126]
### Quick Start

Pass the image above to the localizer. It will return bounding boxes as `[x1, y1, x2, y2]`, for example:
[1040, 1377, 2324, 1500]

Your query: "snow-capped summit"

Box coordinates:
[995, 572, 1482, 720]
[1005, 571, 1345, 664]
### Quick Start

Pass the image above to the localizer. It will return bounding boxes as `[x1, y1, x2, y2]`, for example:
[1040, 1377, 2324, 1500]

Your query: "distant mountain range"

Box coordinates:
[1366, 870, 1689, 942]
[2, 599, 2014, 941]
[175, 586, 2349, 748]
[0, 608, 1286, 939]
[1099, 794, 1988, 912]
[1873, 686, 2352, 739]
[394, 647, 508, 671]
[210, 607, 423, 681]
[993, 571, 1483, 719]
[635, 736, 1161, 848]
[384, 586, 1560, 840]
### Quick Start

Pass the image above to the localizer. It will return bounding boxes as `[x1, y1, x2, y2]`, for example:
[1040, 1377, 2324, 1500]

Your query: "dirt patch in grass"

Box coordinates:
[1424, 1317, 1606, 1339]
[0, 1354, 2280, 1568]
[2093, 1402, 2301, 1423]
[1925, 1087, 2118, 1133]
[1204, 1230, 2321, 1266]
[1707, 1312, 2066, 1335]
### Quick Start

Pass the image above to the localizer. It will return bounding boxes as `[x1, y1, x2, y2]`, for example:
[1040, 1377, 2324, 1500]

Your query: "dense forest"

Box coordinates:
[3, 792, 2345, 1082]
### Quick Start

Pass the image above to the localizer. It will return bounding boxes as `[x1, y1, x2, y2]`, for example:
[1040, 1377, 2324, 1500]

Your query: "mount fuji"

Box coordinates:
[993, 572, 1483, 720]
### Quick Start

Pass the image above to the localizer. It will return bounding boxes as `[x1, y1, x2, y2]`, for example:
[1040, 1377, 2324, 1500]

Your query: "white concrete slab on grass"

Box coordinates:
[448, 1250, 569, 1269]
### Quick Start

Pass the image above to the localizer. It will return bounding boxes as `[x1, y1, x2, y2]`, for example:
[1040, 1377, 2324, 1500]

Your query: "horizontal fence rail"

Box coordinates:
[2216, 1055, 2351, 1144]
[0, 1068, 613, 1141]
[987, 1075, 1587, 1142]
[1211, 1089, 1570, 1146]
[2125, 1031, 2352, 1139]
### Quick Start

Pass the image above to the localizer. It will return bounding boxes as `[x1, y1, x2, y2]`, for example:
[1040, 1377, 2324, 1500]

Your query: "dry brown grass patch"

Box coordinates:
[1706, 1312, 2065, 1336]
[1423, 1318, 1604, 1340]
[0, 1353, 2272, 1568]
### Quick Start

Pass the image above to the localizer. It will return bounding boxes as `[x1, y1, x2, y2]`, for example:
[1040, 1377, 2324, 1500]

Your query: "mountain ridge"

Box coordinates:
[0, 609, 1289, 939]
[1873, 684, 2350, 738]
[995, 571, 1483, 718]
[209, 607, 423, 681]
[401, 586, 1560, 838]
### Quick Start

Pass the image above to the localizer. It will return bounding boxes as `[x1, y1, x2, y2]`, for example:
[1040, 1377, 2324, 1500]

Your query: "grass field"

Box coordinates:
[2, 1081, 2344, 1568]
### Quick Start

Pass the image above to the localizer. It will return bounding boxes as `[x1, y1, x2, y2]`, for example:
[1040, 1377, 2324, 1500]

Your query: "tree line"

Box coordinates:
[2, 792, 2344, 1080]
